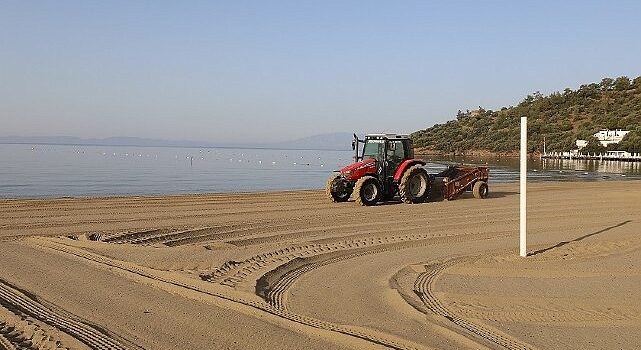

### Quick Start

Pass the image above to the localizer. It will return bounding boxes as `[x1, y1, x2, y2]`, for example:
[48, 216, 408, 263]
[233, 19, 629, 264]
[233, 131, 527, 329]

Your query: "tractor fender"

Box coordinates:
[393, 159, 427, 182]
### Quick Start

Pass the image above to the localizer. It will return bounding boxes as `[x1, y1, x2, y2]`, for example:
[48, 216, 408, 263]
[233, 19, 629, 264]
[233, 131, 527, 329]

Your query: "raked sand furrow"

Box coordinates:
[161, 222, 299, 247]
[202, 216, 600, 287]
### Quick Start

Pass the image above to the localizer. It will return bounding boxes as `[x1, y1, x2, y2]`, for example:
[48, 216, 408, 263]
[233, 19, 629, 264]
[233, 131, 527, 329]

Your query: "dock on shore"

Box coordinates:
[542, 151, 641, 162]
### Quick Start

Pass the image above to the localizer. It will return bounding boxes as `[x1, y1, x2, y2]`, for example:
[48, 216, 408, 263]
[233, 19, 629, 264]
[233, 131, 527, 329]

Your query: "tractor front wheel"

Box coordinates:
[472, 181, 489, 199]
[399, 165, 430, 203]
[326, 175, 352, 202]
[354, 176, 381, 206]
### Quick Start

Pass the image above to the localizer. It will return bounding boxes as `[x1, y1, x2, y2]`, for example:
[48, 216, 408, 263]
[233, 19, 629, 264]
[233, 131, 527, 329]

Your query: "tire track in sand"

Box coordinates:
[203, 229, 513, 288]
[411, 258, 537, 350]
[0, 279, 132, 350]
[0, 330, 18, 350]
[250, 232, 518, 308]
[0, 310, 88, 350]
[26, 238, 431, 350]
[437, 233, 641, 324]
[253, 237, 538, 349]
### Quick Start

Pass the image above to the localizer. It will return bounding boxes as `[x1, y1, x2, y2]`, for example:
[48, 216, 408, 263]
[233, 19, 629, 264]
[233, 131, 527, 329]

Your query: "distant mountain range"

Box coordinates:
[0, 132, 355, 151]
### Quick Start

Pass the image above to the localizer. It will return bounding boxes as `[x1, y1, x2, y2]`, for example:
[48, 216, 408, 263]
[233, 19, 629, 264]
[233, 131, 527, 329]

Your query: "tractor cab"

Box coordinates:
[356, 134, 414, 172]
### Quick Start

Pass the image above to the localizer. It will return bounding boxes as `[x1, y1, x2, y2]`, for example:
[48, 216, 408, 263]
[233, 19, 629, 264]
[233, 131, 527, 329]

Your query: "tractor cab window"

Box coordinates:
[387, 141, 405, 162]
[362, 139, 384, 159]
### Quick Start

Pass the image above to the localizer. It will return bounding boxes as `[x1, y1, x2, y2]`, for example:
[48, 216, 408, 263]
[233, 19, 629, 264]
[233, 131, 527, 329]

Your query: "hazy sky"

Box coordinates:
[2, 1, 641, 143]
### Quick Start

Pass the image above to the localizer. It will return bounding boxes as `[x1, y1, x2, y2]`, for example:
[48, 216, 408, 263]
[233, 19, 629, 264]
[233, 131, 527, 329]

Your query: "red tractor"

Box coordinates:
[326, 133, 431, 206]
[326, 133, 490, 206]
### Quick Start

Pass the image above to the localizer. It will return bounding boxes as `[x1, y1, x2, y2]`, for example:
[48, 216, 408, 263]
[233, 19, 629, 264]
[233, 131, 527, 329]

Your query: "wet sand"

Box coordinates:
[1, 181, 639, 349]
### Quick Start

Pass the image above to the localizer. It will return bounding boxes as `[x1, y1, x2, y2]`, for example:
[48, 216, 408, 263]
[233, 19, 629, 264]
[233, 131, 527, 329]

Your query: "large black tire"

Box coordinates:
[354, 176, 381, 206]
[472, 181, 489, 199]
[326, 175, 352, 202]
[399, 165, 430, 203]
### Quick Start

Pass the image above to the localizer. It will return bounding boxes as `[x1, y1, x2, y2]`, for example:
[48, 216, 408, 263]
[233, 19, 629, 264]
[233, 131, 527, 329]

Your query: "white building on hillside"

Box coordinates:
[594, 129, 629, 147]
[576, 129, 629, 150]
[575, 139, 588, 149]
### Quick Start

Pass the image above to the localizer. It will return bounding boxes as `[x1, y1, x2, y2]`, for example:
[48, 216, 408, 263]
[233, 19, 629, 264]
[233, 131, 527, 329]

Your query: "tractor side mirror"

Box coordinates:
[351, 140, 356, 150]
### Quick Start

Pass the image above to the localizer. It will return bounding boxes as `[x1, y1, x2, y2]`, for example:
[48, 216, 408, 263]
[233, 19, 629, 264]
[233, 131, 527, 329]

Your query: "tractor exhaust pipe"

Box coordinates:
[352, 133, 363, 162]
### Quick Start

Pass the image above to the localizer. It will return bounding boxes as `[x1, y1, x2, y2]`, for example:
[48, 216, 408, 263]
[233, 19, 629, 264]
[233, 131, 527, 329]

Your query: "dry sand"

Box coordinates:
[0, 181, 639, 349]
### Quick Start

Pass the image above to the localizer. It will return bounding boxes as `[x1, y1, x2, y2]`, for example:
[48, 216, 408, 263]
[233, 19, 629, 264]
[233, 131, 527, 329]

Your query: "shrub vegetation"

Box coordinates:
[411, 76, 641, 154]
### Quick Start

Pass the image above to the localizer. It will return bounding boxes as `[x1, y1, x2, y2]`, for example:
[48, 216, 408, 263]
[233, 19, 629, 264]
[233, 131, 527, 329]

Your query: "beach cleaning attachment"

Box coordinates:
[431, 165, 490, 200]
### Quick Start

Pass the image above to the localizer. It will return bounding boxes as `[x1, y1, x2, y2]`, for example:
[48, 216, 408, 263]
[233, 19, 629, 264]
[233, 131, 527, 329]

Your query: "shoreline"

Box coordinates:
[1, 177, 638, 201]
[0, 187, 323, 202]
[416, 148, 541, 158]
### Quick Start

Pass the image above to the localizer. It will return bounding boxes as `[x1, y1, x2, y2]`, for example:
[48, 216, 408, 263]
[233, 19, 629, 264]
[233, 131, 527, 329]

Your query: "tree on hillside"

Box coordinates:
[581, 136, 606, 154]
[614, 76, 631, 91]
[617, 130, 641, 153]
[600, 78, 614, 91]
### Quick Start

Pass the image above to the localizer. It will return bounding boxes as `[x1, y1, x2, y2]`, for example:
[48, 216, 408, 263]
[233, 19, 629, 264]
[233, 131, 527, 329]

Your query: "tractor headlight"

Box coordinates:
[343, 171, 352, 177]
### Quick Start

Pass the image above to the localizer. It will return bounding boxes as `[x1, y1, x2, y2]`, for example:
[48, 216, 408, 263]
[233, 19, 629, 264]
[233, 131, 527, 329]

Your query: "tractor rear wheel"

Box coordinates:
[399, 165, 430, 203]
[473, 181, 489, 199]
[354, 176, 381, 206]
[326, 175, 352, 202]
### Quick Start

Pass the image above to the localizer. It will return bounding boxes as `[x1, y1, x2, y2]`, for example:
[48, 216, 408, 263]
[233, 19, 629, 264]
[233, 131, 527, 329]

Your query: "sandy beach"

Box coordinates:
[1, 180, 639, 350]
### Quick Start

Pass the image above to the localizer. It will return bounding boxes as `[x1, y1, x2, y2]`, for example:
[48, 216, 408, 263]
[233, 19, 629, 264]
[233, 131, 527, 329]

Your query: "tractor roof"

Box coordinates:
[365, 133, 410, 140]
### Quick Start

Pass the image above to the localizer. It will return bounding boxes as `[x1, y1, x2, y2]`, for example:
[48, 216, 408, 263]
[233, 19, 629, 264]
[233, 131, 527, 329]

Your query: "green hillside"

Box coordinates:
[411, 76, 641, 154]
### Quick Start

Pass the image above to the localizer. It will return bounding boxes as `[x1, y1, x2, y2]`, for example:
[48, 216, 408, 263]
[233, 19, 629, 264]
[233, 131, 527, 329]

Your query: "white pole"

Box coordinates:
[520, 116, 527, 257]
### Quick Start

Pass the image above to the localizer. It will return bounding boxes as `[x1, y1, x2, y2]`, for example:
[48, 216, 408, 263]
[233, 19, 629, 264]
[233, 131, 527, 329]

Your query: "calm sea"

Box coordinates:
[1, 144, 640, 198]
